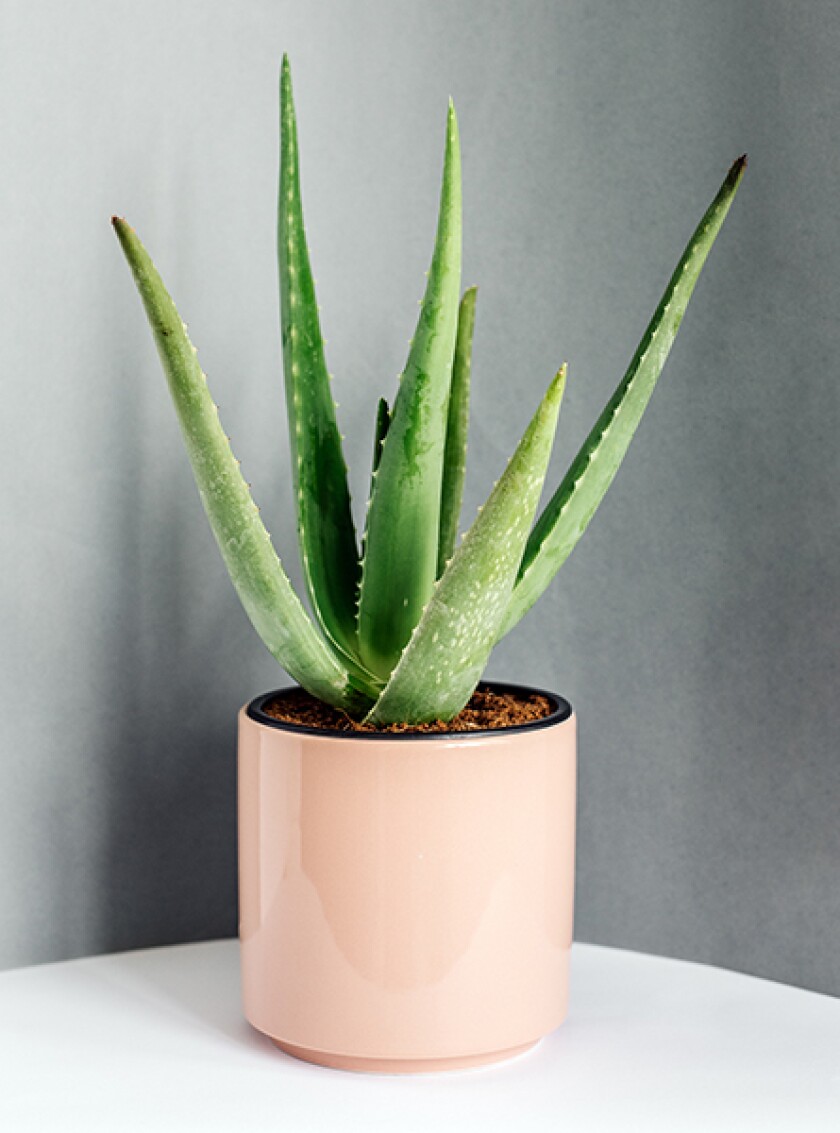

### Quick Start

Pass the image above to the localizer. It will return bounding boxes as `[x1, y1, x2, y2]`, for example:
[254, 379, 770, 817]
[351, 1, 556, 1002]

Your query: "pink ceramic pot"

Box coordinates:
[238, 682, 576, 1073]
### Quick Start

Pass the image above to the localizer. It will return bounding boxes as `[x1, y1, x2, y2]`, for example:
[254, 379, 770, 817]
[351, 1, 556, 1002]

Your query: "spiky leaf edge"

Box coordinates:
[437, 286, 477, 577]
[112, 218, 370, 716]
[278, 56, 365, 672]
[497, 156, 748, 640]
[367, 367, 566, 724]
[356, 102, 463, 680]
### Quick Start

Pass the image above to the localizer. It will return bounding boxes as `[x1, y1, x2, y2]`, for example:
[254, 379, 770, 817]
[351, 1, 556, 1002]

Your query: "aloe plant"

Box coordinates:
[113, 56, 745, 725]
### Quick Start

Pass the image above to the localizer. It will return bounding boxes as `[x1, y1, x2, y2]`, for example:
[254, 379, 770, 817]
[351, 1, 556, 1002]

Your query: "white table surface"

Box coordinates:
[0, 939, 837, 1132]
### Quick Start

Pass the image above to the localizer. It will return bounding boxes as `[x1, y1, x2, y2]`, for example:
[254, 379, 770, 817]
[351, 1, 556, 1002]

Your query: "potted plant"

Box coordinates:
[113, 57, 744, 1072]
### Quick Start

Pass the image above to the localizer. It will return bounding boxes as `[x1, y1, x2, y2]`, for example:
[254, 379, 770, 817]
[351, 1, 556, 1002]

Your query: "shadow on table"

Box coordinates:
[102, 940, 275, 1057]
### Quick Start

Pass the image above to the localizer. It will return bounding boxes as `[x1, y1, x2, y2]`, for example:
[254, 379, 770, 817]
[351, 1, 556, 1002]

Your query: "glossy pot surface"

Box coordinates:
[238, 683, 577, 1072]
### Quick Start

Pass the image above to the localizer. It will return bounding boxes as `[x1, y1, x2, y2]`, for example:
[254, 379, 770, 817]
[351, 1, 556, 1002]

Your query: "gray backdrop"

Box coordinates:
[1, 0, 838, 996]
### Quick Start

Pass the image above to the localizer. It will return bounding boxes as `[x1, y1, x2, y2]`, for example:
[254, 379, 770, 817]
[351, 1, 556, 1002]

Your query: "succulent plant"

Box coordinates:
[113, 57, 745, 725]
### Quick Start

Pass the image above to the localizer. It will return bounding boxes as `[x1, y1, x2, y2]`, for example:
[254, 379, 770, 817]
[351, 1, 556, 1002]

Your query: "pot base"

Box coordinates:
[270, 1037, 539, 1074]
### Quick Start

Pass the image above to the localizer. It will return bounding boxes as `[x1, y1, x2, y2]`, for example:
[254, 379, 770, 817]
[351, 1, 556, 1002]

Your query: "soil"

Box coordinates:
[262, 686, 554, 735]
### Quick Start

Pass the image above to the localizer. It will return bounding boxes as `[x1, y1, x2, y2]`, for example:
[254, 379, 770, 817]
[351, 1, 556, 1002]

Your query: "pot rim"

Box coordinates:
[245, 680, 573, 742]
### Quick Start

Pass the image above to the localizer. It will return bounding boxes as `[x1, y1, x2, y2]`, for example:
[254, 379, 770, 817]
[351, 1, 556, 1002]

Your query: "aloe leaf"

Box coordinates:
[367, 367, 566, 724]
[112, 218, 368, 715]
[357, 103, 463, 680]
[497, 156, 747, 641]
[437, 286, 477, 577]
[279, 56, 361, 662]
[357, 398, 390, 599]
[371, 396, 390, 479]
[359, 397, 390, 561]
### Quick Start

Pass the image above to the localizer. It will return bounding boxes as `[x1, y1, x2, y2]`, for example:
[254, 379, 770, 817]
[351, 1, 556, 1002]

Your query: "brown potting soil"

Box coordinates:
[262, 686, 554, 734]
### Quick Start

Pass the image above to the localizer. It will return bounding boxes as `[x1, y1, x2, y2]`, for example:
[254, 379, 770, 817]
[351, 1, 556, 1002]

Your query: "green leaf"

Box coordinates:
[358, 397, 390, 587]
[497, 156, 747, 640]
[371, 396, 390, 479]
[367, 367, 566, 724]
[357, 102, 463, 680]
[112, 217, 368, 715]
[279, 56, 361, 663]
[438, 286, 477, 577]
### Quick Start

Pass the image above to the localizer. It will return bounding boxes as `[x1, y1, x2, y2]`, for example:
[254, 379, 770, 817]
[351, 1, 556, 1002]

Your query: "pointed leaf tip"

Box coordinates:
[728, 154, 748, 185]
[280, 55, 293, 102]
[112, 216, 136, 253]
[547, 364, 567, 405]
